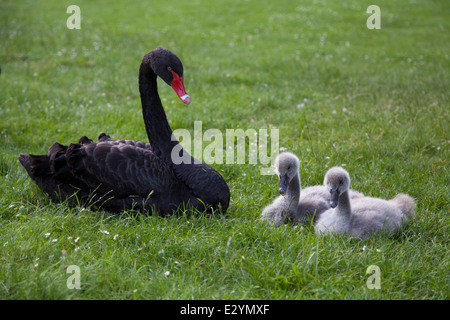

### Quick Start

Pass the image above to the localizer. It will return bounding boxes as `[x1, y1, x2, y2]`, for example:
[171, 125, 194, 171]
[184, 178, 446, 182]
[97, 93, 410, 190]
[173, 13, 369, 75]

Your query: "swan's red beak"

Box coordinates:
[170, 71, 191, 105]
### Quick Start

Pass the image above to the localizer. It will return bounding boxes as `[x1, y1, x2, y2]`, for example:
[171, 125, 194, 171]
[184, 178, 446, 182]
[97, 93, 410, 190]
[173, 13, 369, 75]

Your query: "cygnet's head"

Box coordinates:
[323, 166, 351, 208]
[275, 152, 300, 195]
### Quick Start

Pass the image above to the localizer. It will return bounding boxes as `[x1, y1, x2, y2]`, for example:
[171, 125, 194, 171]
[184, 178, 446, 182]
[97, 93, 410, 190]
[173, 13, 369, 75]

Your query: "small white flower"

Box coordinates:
[158, 249, 164, 255]
[362, 245, 366, 251]
[74, 237, 80, 243]
[100, 230, 109, 235]
[75, 247, 80, 252]
[376, 249, 381, 252]
[332, 110, 337, 114]
[34, 263, 39, 267]
[67, 236, 73, 240]
[3, 241, 8, 247]
[227, 236, 232, 247]
[45, 233, 51, 238]
[113, 234, 119, 240]
[52, 239, 58, 243]
[164, 271, 170, 276]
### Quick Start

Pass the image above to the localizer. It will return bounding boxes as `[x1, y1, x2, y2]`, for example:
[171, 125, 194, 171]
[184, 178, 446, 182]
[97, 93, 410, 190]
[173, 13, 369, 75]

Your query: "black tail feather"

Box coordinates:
[18, 153, 59, 199]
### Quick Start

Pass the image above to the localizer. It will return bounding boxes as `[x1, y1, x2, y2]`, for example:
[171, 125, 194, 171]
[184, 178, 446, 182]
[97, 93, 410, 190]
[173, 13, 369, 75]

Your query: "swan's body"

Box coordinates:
[19, 48, 230, 215]
[315, 167, 415, 238]
[261, 153, 364, 225]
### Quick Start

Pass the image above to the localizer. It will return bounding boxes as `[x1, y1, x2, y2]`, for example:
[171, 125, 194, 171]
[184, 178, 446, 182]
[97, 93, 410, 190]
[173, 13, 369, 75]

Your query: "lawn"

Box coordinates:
[0, 0, 448, 300]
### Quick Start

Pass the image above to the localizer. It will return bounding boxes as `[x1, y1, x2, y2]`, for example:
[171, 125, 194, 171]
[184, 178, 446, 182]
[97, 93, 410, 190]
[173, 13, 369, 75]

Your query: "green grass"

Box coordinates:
[0, 0, 448, 300]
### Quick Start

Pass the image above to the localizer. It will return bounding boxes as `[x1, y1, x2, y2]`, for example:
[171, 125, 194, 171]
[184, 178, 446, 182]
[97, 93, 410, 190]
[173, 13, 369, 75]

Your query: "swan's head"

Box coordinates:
[147, 48, 191, 104]
[275, 152, 300, 195]
[323, 166, 350, 208]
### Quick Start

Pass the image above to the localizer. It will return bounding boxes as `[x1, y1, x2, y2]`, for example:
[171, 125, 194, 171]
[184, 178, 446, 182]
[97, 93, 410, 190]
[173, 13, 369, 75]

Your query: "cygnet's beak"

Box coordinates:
[330, 189, 339, 208]
[278, 174, 288, 195]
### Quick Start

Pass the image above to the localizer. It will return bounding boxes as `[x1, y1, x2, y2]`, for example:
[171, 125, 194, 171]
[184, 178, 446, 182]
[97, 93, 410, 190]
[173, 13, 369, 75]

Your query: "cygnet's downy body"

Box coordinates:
[315, 166, 416, 239]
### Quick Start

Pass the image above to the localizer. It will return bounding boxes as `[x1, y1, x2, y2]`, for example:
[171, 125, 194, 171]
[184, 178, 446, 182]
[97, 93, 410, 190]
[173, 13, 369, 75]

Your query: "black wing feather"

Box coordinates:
[66, 141, 179, 199]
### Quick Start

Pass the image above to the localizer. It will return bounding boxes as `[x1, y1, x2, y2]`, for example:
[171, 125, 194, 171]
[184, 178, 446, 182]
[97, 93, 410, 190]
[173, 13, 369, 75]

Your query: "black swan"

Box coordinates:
[315, 166, 415, 238]
[19, 48, 230, 215]
[261, 152, 364, 225]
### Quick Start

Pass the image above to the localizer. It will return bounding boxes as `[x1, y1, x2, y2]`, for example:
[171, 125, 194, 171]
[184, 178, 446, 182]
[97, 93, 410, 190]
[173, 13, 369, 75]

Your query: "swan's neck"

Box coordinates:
[139, 62, 178, 160]
[286, 174, 301, 205]
[336, 190, 352, 220]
